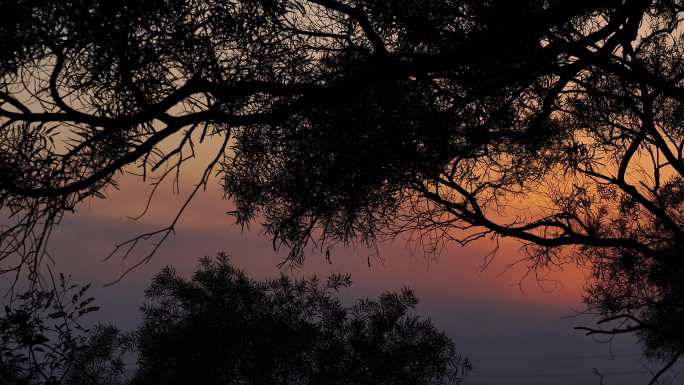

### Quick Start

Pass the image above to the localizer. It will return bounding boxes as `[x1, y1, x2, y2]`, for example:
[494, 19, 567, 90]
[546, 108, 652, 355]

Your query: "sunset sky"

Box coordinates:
[4, 3, 684, 384]
[43, 162, 674, 385]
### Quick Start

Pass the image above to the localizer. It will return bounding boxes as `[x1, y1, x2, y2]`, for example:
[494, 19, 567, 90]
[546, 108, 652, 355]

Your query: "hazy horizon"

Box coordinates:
[41, 173, 678, 385]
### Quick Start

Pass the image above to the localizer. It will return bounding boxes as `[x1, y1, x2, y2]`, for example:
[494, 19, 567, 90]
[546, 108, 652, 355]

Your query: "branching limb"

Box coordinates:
[104, 132, 231, 286]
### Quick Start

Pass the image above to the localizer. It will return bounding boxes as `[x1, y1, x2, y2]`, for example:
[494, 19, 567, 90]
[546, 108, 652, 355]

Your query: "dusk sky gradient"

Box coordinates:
[40, 162, 681, 385]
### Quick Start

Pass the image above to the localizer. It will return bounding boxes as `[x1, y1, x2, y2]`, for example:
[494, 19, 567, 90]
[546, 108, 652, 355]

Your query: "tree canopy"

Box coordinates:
[133, 254, 469, 385]
[0, 255, 469, 385]
[0, 274, 130, 385]
[2, 0, 684, 374]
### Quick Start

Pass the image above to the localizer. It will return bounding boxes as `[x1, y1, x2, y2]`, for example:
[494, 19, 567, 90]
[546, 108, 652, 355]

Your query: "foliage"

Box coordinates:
[132, 253, 470, 385]
[1, 257, 468, 385]
[2, 0, 684, 375]
[0, 273, 121, 385]
[61, 325, 134, 385]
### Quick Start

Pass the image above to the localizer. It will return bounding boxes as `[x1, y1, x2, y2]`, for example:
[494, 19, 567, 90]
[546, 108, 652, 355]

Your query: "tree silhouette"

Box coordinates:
[0, 256, 469, 384]
[132, 253, 470, 385]
[2, 0, 684, 376]
[0, 274, 126, 385]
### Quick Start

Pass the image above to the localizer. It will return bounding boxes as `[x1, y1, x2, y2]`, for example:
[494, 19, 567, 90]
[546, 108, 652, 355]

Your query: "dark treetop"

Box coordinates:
[1, 254, 469, 385]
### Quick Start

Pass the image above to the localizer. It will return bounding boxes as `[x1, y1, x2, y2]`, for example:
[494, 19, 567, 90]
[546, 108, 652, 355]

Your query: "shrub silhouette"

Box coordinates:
[132, 253, 470, 385]
[2, 255, 469, 385]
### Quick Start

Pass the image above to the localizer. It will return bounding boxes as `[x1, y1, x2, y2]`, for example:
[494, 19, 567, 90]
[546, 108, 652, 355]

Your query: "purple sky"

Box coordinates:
[41, 173, 682, 385]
